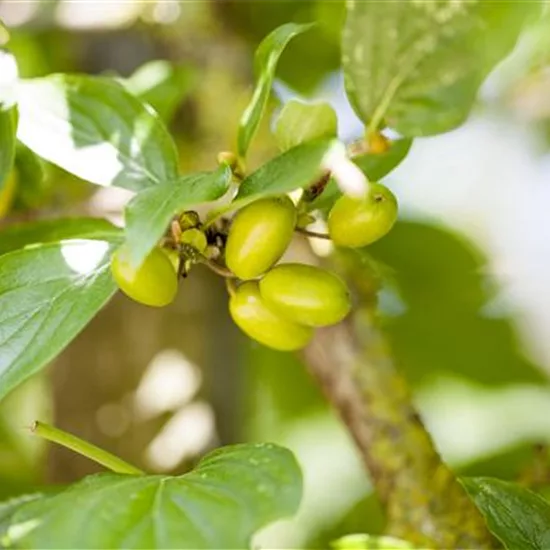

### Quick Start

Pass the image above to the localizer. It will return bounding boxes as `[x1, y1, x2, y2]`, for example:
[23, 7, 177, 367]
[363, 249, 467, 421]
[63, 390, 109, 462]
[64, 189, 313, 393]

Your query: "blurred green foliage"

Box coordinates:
[369, 221, 545, 386]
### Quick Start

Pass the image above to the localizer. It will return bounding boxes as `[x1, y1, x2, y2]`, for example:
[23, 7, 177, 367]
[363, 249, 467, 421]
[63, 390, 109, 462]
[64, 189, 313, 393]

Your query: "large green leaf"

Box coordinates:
[6, 443, 302, 549]
[124, 165, 232, 267]
[463, 477, 550, 550]
[274, 99, 338, 152]
[237, 22, 313, 158]
[0, 217, 121, 256]
[343, 1, 539, 136]
[16, 75, 179, 191]
[0, 235, 120, 401]
[233, 139, 337, 210]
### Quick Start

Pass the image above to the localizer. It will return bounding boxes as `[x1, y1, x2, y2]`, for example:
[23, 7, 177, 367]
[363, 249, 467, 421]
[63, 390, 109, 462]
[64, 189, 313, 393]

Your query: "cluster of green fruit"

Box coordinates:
[110, 182, 398, 351]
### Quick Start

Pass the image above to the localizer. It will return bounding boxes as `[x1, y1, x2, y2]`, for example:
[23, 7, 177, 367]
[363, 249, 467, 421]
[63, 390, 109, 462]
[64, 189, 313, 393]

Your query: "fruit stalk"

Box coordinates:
[302, 264, 493, 548]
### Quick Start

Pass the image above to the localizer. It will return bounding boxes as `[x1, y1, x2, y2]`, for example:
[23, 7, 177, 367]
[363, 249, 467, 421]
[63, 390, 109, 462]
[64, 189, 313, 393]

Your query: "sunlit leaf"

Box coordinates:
[0, 217, 121, 256]
[6, 443, 302, 549]
[0, 232, 120, 401]
[343, 1, 539, 136]
[237, 22, 314, 158]
[16, 75, 179, 191]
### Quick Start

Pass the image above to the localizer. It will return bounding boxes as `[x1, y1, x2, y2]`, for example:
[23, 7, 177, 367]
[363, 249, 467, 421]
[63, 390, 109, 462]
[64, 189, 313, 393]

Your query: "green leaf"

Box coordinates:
[16, 75, 179, 191]
[7, 443, 302, 549]
[0, 108, 15, 194]
[233, 139, 337, 210]
[0, 236, 119, 401]
[343, 1, 539, 136]
[0, 217, 121, 256]
[368, 221, 545, 386]
[124, 165, 232, 267]
[274, 99, 338, 152]
[11, 142, 46, 210]
[331, 534, 415, 549]
[124, 60, 196, 122]
[308, 138, 412, 214]
[354, 138, 412, 181]
[463, 477, 550, 550]
[237, 22, 314, 158]
[0, 494, 43, 546]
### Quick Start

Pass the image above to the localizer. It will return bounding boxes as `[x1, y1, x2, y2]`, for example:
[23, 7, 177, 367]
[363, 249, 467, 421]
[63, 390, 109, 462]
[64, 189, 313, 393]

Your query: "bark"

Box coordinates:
[302, 259, 494, 548]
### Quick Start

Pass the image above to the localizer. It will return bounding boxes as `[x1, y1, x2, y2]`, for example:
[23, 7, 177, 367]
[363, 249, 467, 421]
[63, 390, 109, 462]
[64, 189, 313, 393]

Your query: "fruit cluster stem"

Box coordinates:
[302, 263, 493, 548]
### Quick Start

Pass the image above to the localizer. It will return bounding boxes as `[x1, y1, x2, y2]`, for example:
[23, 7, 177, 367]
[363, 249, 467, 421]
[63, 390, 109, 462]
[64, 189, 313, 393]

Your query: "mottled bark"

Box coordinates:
[303, 257, 493, 549]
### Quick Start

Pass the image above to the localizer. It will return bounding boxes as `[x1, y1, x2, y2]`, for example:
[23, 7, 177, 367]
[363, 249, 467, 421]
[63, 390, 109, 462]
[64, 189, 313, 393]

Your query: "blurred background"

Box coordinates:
[1, 1, 550, 547]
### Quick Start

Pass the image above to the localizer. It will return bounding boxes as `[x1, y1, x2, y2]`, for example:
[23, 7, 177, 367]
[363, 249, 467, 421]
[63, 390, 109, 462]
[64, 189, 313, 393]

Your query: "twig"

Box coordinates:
[31, 421, 143, 475]
[199, 257, 235, 279]
[296, 227, 331, 240]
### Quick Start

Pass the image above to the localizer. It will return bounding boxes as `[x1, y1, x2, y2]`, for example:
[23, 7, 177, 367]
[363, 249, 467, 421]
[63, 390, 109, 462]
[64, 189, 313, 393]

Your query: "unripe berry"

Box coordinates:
[225, 196, 296, 280]
[111, 247, 178, 307]
[180, 228, 208, 253]
[229, 281, 313, 351]
[260, 263, 351, 327]
[328, 183, 397, 248]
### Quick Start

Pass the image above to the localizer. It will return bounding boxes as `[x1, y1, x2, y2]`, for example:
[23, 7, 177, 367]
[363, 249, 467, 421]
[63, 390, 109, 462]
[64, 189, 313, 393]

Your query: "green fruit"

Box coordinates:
[111, 246, 178, 307]
[229, 281, 313, 351]
[328, 183, 398, 248]
[164, 248, 181, 273]
[180, 228, 208, 253]
[260, 263, 351, 327]
[225, 196, 297, 280]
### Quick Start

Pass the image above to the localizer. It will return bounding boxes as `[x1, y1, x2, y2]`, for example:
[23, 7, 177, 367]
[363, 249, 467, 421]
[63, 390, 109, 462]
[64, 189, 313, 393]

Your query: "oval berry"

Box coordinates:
[259, 263, 351, 327]
[225, 196, 296, 280]
[111, 246, 178, 307]
[328, 183, 398, 248]
[229, 281, 313, 351]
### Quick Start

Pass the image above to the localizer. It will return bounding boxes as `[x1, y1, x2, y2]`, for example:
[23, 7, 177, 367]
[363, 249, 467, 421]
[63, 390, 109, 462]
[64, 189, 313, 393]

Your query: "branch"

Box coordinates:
[302, 272, 493, 548]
